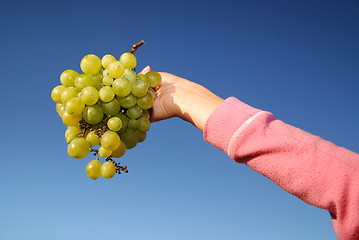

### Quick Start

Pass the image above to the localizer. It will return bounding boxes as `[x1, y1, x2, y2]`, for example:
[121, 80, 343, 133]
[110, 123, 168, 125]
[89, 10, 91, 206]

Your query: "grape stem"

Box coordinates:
[130, 40, 145, 53]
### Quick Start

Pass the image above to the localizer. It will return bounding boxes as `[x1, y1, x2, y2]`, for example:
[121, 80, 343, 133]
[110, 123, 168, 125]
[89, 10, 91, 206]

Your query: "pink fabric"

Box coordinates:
[204, 97, 359, 240]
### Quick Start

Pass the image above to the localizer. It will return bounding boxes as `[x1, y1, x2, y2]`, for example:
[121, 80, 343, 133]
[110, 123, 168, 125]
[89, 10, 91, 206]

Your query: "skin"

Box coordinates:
[140, 66, 224, 132]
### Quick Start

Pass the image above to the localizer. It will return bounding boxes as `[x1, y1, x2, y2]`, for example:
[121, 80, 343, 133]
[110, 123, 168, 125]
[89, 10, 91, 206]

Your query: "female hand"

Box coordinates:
[140, 66, 224, 131]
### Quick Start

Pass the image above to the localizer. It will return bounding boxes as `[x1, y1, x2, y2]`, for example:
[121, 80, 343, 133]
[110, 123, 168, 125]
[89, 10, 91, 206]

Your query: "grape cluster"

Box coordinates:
[51, 51, 161, 180]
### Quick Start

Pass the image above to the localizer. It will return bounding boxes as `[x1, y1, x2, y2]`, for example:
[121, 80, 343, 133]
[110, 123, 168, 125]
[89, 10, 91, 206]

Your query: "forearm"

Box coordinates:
[204, 97, 359, 240]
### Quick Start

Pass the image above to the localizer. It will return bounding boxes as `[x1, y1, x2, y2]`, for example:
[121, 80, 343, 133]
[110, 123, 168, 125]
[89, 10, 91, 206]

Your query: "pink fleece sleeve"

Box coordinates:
[204, 97, 359, 240]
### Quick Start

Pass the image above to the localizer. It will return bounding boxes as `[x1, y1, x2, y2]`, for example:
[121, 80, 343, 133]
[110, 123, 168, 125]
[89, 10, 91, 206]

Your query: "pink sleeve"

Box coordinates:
[204, 97, 359, 240]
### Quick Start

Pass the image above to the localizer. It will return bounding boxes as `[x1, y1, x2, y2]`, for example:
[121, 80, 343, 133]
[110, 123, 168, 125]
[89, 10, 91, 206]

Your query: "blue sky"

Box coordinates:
[1, 0, 358, 239]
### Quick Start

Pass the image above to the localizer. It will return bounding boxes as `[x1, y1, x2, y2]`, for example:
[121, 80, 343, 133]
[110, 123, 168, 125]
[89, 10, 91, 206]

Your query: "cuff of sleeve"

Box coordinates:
[203, 97, 263, 154]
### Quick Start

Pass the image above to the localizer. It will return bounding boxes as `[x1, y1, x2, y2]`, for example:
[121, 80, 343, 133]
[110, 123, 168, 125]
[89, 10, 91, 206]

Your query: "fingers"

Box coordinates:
[139, 65, 152, 74]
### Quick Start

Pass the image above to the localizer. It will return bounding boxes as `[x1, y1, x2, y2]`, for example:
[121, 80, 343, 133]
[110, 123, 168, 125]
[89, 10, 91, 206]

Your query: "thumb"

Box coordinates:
[139, 65, 152, 74]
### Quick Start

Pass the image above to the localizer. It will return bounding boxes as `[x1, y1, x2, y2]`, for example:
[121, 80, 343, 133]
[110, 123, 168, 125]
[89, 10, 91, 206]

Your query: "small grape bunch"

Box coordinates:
[51, 41, 162, 180]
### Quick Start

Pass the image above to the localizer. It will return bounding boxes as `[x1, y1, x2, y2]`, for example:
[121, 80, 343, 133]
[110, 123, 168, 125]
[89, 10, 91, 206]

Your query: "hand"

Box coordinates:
[140, 66, 224, 131]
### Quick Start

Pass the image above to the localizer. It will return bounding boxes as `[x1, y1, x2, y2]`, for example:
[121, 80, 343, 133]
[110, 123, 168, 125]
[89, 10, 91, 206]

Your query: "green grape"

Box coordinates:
[112, 77, 132, 97]
[101, 162, 117, 179]
[136, 92, 154, 110]
[119, 52, 137, 69]
[102, 70, 114, 86]
[107, 61, 125, 78]
[100, 98, 120, 116]
[83, 105, 103, 124]
[80, 86, 99, 105]
[92, 73, 102, 90]
[115, 112, 129, 133]
[141, 109, 150, 119]
[51, 85, 66, 103]
[131, 80, 149, 97]
[99, 86, 115, 102]
[75, 74, 94, 91]
[148, 88, 156, 98]
[65, 97, 85, 115]
[61, 87, 79, 103]
[56, 103, 65, 117]
[128, 119, 138, 129]
[65, 133, 78, 144]
[145, 71, 162, 88]
[86, 159, 102, 180]
[67, 138, 90, 159]
[123, 69, 136, 82]
[80, 54, 102, 75]
[99, 146, 112, 158]
[137, 117, 151, 132]
[101, 54, 116, 69]
[111, 141, 126, 158]
[137, 131, 146, 143]
[117, 94, 137, 109]
[65, 126, 81, 143]
[120, 128, 138, 149]
[126, 106, 143, 119]
[60, 69, 78, 87]
[107, 117, 122, 131]
[62, 112, 82, 126]
[137, 74, 150, 85]
[86, 131, 100, 146]
[101, 131, 121, 150]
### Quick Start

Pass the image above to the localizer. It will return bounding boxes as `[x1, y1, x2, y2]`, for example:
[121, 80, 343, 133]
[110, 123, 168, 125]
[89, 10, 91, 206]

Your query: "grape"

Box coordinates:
[115, 112, 129, 133]
[101, 131, 121, 150]
[86, 159, 102, 180]
[80, 86, 99, 105]
[107, 117, 122, 131]
[101, 162, 116, 179]
[99, 86, 115, 102]
[56, 103, 65, 117]
[61, 87, 79, 103]
[75, 74, 93, 91]
[126, 106, 143, 119]
[101, 54, 116, 69]
[80, 54, 102, 75]
[62, 112, 82, 126]
[65, 97, 85, 115]
[136, 92, 154, 110]
[65, 126, 82, 143]
[111, 141, 126, 158]
[137, 117, 151, 132]
[107, 61, 125, 78]
[131, 80, 149, 97]
[100, 98, 120, 116]
[67, 138, 90, 159]
[92, 73, 102, 90]
[99, 146, 112, 158]
[123, 69, 136, 82]
[145, 71, 162, 88]
[112, 77, 132, 97]
[102, 72, 114, 86]
[137, 74, 150, 85]
[148, 88, 156, 98]
[60, 69, 78, 87]
[119, 52, 137, 69]
[141, 109, 150, 119]
[51, 85, 66, 103]
[117, 94, 137, 109]
[120, 128, 138, 149]
[128, 119, 138, 129]
[137, 131, 146, 143]
[83, 105, 103, 124]
[86, 131, 100, 146]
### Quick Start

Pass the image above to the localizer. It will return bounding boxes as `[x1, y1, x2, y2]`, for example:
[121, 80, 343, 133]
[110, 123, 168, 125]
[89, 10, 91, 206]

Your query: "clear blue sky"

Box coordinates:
[1, 0, 358, 239]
